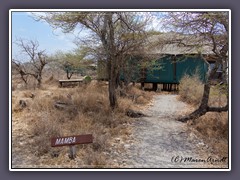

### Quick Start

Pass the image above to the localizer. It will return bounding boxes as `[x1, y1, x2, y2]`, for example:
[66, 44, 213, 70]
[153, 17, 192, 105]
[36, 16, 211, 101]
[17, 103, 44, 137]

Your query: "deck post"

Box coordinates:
[153, 83, 158, 91]
[141, 82, 145, 90]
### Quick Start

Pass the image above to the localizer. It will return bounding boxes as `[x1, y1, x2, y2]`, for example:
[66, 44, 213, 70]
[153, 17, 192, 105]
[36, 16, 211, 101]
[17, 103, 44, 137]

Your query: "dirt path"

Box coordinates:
[115, 94, 227, 168]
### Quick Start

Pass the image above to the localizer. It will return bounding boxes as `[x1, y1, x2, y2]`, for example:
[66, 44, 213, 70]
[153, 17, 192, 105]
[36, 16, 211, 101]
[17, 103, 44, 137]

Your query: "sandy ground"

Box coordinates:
[112, 94, 228, 168]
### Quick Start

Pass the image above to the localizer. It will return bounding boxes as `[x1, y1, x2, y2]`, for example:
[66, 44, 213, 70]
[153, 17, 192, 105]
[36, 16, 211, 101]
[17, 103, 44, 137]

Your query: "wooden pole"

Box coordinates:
[69, 145, 76, 160]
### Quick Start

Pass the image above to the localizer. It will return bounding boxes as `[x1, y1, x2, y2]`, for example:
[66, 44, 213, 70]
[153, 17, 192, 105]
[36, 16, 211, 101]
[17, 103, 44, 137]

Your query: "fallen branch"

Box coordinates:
[126, 109, 146, 118]
[178, 105, 228, 123]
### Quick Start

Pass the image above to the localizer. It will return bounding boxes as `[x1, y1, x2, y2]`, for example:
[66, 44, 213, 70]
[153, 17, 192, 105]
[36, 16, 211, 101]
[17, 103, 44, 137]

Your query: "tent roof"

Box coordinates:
[145, 32, 214, 55]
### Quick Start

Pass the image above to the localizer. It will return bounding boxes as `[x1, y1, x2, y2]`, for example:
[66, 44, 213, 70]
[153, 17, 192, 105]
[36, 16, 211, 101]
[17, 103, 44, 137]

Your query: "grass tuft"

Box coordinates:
[178, 74, 204, 105]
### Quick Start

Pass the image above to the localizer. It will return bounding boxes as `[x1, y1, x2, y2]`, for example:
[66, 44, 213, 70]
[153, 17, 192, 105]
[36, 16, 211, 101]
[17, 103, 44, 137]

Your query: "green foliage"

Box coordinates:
[83, 75, 92, 83]
[49, 45, 95, 76]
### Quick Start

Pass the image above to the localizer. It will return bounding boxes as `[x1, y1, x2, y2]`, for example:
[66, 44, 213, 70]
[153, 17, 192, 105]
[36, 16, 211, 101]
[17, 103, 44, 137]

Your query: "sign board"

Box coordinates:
[51, 134, 93, 147]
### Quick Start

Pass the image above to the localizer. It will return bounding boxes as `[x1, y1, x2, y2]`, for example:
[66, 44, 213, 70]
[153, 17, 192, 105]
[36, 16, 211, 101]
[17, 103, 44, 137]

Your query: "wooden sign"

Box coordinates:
[51, 134, 93, 147]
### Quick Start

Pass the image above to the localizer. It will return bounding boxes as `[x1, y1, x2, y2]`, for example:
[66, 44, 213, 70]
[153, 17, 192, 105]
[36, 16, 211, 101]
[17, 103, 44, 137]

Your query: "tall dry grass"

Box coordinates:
[190, 112, 228, 156]
[178, 74, 204, 105]
[179, 74, 229, 158]
[22, 81, 151, 167]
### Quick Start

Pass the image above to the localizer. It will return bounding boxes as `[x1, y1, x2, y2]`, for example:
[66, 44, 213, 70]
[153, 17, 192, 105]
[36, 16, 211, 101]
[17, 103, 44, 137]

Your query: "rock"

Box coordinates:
[29, 93, 35, 98]
[44, 92, 53, 97]
[24, 92, 35, 99]
[114, 138, 121, 143]
[124, 144, 131, 149]
[51, 151, 60, 158]
[19, 100, 27, 108]
[92, 142, 101, 151]
[54, 102, 68, 110]
[197, 142, 205, 146]
[13, 99, 28, 112]
[16, 84, 24, 89]
[54, 101, 74, 110]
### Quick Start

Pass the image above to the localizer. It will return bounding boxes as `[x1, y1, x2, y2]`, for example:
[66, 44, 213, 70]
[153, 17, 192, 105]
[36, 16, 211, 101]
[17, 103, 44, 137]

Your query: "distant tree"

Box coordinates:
[13, 38, 48, 87]
[50, 47, 94, 79]
[12, 59, 29, 85]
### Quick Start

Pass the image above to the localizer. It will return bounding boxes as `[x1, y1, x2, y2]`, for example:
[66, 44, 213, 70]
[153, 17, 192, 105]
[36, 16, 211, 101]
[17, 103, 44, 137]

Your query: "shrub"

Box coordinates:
[83, 75, 92, 83]
[179, 74, 204, 105]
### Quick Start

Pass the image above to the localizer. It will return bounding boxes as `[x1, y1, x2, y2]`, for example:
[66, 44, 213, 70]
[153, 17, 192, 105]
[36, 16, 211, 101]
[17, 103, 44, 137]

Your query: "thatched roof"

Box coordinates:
[145, 32, 213, 55]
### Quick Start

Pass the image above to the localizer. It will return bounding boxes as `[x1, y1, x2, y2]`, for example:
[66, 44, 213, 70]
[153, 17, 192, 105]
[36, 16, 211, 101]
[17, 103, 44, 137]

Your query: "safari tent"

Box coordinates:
[97, 33, 220, 91]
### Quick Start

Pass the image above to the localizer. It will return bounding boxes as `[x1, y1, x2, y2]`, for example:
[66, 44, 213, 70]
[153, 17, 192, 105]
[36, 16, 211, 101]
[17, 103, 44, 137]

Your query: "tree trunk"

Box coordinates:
[108, 57, 118, 109]
[20, 72, 28, 85]
[109, 77, 117, 109]
[115, 71, 121, 89]
[37, 74, 42, 87]
[66, 69, 73, 79]
[106, 13, 118, 110]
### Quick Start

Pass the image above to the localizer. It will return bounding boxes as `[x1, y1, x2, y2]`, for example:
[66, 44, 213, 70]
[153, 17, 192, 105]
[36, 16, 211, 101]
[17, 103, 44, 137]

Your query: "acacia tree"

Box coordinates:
[36, 12, 150, 109]
[163, 12, 229, 122]
[13, 38, 48, 87]
[50, 47, 93, 79]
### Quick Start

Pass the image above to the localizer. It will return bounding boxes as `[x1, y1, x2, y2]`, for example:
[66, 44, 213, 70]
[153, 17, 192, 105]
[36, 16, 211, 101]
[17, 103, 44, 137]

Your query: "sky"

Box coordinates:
[11, 11, 163, 61]
[11, 12, 78, 60]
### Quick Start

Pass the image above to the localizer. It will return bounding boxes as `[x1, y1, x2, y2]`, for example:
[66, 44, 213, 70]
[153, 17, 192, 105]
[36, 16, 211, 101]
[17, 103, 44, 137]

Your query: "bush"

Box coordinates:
[83, 75, 92, 83]
[178, 74, 204, 105]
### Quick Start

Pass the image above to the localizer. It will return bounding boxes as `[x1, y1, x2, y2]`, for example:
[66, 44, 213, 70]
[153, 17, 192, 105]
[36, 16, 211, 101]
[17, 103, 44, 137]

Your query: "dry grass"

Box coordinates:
[118, 84, 154, 106]
[31, 118, 62, 156]
[178, 75, 204, 105]
[187, 112, 228, 158]
[209, 85, 228, 107]
[179, 74, 228, 107]
[179, 74, 229, 158]
[12, 80, 152, 168]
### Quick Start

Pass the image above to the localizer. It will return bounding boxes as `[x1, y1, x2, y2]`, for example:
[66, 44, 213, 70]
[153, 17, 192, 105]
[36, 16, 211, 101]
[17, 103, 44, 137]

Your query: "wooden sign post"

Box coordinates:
[51, 134, 93, 159]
